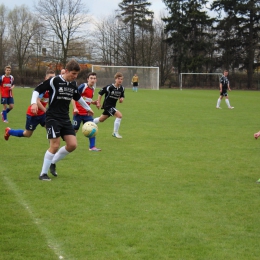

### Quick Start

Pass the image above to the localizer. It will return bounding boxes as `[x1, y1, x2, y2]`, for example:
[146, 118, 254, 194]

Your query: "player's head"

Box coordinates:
[87, 72, 97, 88]
[45, 69, 55, 80]
[64, 59, 80, 82]
[4, 65, 11, 75]
[114, 72, 123, 85]
[223, 70, 228, 76]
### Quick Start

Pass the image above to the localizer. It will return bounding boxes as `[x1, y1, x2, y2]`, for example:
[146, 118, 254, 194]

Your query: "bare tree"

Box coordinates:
[35, 0, 89, 67]
[8, 5, 43, 74]
[0, 4, 9, 69]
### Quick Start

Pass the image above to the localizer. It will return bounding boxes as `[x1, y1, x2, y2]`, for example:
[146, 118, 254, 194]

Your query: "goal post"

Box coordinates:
[179, 73, 223, 90]
[92, 65, 160, 90]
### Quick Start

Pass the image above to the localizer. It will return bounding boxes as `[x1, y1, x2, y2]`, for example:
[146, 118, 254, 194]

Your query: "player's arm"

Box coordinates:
[37, 94, 46, 112]
[96, 94, 102, 109]
[71, 99, 79, 114]
[96, 86, 107, 109]
[228, 81, 231, 91]
[77, 97, 94, 116]
[219, 82, 222, 93]
[31, 91, 40, 114]
[31, 78, 52, 114]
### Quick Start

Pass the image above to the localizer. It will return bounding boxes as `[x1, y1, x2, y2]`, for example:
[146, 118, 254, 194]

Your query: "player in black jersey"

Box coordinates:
[216, 70, 234, 109]
[94, 72, 125, 138]
[30, 59, 94, 181]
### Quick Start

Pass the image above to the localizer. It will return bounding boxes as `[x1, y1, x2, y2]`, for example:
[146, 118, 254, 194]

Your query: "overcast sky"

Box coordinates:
[5, 0, 168, 20]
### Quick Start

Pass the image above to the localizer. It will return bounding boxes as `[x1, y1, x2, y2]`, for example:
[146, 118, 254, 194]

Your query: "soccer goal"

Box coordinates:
[179, 73, 223, 90]
[92, 65, 160, 90]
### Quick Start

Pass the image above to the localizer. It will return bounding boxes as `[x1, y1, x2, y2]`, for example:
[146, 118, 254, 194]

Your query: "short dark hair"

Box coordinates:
[65, 59, 80, 72]
[87, 72, 97, 79]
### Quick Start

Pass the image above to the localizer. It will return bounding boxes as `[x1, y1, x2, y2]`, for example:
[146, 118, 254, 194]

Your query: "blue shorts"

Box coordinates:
[73, 114, 93, 131]
[1, 97, 14, 105]
[25, 114, 46, 131]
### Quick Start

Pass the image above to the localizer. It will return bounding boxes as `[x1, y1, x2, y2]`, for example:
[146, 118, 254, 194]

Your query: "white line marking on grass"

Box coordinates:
[3, 176, 71, 260]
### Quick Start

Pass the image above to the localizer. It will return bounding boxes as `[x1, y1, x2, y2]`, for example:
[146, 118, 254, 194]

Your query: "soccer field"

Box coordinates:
[1, 88, 260, 260]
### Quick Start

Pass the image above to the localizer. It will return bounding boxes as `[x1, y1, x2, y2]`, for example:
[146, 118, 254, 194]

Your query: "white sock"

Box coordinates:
[225, 99, 231, 107]
[217, 98, 221, 107]
[52, 146, 70, 164]
[114, 118, 122, 133]
[40, 150, 55, 175]
[93, 117, 100, 124]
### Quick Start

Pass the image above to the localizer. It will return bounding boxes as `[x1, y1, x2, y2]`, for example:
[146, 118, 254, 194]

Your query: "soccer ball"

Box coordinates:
[82, 121, 98, 138]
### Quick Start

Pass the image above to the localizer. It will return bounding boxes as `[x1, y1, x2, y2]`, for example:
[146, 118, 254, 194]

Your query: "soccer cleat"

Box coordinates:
[4, 127, 10, 140]
[49, 163, 58, 177]
[89, 146, 101, 151]
[216, 107, 222, 109]
[229, 107, 234, 109]
[3, 120, 8, 123]
[112, 132, 122, 138]
[39, 174, 51, 181]
[256, 179, 260, 183]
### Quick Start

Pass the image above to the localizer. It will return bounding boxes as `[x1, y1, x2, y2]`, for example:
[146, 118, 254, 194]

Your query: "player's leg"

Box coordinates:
[6, 98, 14, 114]
[84, 116, 101, 151]
[49, 121, 77, 178]
[1, 99, 8, 122]
[112, 110, 123, 138]
[216, 95, 222, 109]
[39, 138, 61, 181]
[94, 114, 109, 124]
[225, 96, 234, 109]
[5, 115, 37, 140]
[39, 119, 62, 180]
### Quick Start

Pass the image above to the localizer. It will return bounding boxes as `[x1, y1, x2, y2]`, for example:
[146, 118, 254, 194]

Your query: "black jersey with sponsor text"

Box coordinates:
[34, 75, 81, 120]
[98, 84, 125, 109]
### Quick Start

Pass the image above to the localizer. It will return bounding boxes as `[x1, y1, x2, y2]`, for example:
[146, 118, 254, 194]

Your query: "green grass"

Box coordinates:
[1, 88, 260, 260]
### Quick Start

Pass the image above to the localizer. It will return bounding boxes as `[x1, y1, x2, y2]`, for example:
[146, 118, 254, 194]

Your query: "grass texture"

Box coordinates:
[1, 87, 260, 260]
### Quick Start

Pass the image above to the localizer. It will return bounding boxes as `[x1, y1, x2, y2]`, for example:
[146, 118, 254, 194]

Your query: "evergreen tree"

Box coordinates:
[162, 0, 214, 73]
[118, 0, 154, 66]
[211, 0, 260, 88]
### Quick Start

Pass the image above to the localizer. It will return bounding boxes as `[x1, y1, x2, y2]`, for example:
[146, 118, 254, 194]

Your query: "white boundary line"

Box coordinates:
[2, 175, 69, 260]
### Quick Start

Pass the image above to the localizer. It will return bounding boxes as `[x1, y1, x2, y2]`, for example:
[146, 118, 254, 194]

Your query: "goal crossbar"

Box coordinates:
[179, 73, 222, 90]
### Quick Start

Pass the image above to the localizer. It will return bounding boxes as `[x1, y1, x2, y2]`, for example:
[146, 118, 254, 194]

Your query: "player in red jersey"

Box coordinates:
[72, 72, 101, 151]
[0, 65, 15, 123]
[4, 69, 55, 140]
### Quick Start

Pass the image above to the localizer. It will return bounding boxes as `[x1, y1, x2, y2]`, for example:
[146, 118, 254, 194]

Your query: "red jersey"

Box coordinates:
[27, 91, 49, 116]
[75, 83, 95, 115]
[0, 75, 14, 98]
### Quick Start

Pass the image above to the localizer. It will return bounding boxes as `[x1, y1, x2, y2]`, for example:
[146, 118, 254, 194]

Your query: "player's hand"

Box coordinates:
[254, 132, 260, 139]
[31, 103, 38, 115]
[73, 108, 79, 114]
[88, 109, 94, 116]
[119, 98, 124, 103]
[96, 102, 101, 109]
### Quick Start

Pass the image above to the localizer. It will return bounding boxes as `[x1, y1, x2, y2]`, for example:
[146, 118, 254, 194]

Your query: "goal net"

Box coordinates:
[92, 65, 159, 90]
[179, 73, 222, 90]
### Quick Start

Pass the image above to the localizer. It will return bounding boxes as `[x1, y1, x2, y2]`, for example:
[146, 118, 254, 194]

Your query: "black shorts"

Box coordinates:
[220, 91, 228, 97]
[133, 82, 138, 87]
[45, 118, 75, 139]
[102, 107, 117, 117]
